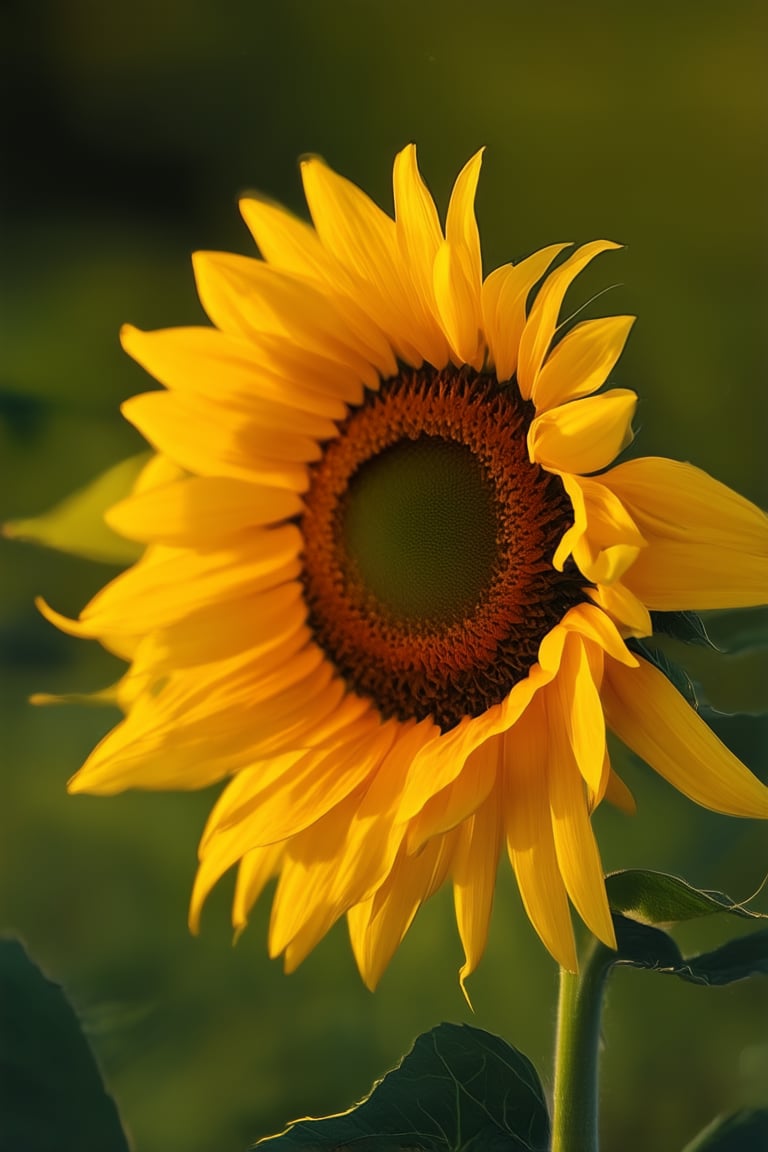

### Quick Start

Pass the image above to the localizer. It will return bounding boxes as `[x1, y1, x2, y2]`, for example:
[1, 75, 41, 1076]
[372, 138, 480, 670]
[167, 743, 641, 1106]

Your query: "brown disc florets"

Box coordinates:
[300, 366, 586, 731]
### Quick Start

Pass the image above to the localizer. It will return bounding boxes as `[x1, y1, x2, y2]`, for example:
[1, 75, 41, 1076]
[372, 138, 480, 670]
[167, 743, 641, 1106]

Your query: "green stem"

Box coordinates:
[550, 938, 613, 1152]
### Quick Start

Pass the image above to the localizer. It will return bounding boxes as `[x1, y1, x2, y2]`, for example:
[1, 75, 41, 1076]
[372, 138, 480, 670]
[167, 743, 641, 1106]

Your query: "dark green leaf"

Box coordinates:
[253, 1022, 550, 1151]
[705, 606, 768, 657]
[606, 870, 766, 926]
[611, 914, 685, 971]
[650, 610, 720, 650]
[681, 1108, 768, 1151]
[674, 927, 768, 986]
[606, 918, 768, 987]
[0, 939, 129, 1152]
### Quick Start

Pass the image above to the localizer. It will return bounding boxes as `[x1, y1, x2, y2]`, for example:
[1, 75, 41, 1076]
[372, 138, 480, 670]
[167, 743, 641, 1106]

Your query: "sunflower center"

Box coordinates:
[300, 366, 586, 731]
[343, 437, 498, 622]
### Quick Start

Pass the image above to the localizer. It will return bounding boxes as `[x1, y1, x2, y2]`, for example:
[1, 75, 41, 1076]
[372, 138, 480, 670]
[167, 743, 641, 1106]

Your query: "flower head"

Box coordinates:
[43, 147, 768, 988]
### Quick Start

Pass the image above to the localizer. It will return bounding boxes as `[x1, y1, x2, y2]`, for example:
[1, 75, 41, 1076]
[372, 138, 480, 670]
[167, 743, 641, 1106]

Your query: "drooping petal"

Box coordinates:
[545, 685, 616, 951]
[453, 775, 503, 994]
[604, 656, 768, 818]
[556, 633, 607, 799]
[348, 830, 458, 990]
[503, 695, 577, 970]
[405, 737, 500, 852]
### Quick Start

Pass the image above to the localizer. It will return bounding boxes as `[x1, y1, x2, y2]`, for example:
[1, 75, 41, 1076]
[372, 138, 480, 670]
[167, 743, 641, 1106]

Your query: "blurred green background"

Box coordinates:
[2, 2, 767, 1150]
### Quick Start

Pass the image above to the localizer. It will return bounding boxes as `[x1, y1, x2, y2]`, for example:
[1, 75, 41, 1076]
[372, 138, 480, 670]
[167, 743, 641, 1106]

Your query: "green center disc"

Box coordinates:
[342, 436, 500, 622]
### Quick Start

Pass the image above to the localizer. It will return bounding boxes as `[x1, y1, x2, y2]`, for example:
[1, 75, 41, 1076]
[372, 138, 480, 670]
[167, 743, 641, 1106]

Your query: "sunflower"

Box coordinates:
[41, 147, 768, 988]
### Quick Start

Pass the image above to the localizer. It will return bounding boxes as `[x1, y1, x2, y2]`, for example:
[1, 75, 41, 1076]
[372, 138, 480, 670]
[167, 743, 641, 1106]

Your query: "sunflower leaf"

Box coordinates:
[611, 913, 685, 970]
[607, 917, 768, 986]
[672, 927, 768, 986]
[606, 869, 766, 926]
[252, 1022, 550, 1151]
[704, 606, 768, 656]
[650, 610, 720, 650]
[680, 1108, 768, 1151]
[0, 939, 130, 1152]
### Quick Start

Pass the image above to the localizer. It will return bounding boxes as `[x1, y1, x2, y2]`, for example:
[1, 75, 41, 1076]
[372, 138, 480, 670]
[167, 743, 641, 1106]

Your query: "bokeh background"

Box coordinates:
[2, 2, 767, 1150]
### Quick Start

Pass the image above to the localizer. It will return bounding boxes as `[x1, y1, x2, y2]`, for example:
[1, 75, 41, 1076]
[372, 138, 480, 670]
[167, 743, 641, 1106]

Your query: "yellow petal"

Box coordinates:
[106, 476, 302, 544]
[144, 583, 306, 670]
[392, 145, 451, 367]
[233, 844, 285, 932]
[445, 150, 484, 297]
[539, 602, 638, 672]
[430, 150, 485, 367]
[533, 315, 635, 412]
[348, 831, 458, 990]
[604, 656, 768, 818]
[122, 391, 311, 490]
[80, 527, 302, 633]
[546, 685, 616, 950]
[268, 790, 368, 957]
[405, 736, 499, 851]
[606, 458, 768, 610]
[300, 157, 423, 365]
[517, 240, 622, 400]
[121, 324, 353, 418]
[214, 719, 397, 847]
[528, 389, 637, 475]
[556, 633, 607, 798]
[453, 783, 502, 995]
[586, 581, 652, 638]
[5, 454, 149, 565]
[433, 240, 485, 368]
[192, 251, 386, 384]
[239, 195, 337, 280]
[240, 191, 407, 372]
[503, 695, 577, 970]
[554, 471, 646, 584]
[603, 767, 637, 815]
[482, 245, 569, 383]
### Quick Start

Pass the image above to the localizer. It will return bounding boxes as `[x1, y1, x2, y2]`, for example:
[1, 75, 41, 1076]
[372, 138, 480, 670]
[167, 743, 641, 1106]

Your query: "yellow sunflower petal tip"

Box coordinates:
[35, 146, 767, 987]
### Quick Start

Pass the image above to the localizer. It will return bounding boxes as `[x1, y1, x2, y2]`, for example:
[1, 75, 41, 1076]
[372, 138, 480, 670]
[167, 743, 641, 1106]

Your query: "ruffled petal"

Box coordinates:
[606, 458, 768, 610]
[554, 471, 647, 584]
[528, 389, 637, 475]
